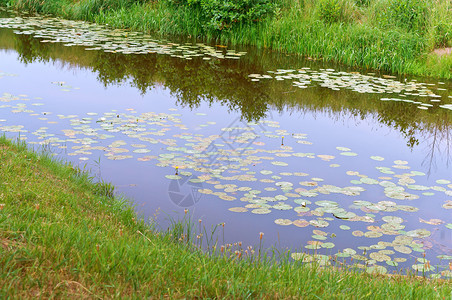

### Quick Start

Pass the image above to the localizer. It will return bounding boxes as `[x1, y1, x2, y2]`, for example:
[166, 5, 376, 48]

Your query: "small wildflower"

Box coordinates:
[96, 244, 100, 251]
[221, 245, 224, 253]
[0, 203, 5, 210]
[238, 241, 242, 247]
[119, 229, 123, 236]
[35, 203, 40, 210]
[184, 208, 188, 215]
[259, 232, 264, 240]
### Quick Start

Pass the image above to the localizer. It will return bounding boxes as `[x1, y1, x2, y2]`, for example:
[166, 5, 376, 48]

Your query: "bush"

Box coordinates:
[165, 0, 276, 31]
[199, 0, 276, 30]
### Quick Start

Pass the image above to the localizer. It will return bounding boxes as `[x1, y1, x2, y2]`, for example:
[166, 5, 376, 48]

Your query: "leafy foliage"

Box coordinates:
[166, 0, 276, 30]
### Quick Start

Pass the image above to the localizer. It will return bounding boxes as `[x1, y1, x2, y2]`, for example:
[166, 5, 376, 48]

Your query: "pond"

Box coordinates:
[0, 8, 451, 277]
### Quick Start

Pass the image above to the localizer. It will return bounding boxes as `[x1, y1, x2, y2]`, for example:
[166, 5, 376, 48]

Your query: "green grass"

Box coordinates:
[0, 136, 451, 298]
[1, 0, 451, 78]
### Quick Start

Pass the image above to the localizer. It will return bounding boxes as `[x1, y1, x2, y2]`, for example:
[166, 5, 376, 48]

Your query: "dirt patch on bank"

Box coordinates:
[433, 47, 452, 56]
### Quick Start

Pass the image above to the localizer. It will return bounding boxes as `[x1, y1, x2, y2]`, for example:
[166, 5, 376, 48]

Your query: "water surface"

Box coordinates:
[0, 9, 451, 277]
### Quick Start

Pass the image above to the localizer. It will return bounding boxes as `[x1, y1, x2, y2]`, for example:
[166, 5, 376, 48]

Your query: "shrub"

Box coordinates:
[200, 0, 276, 30]
[165, 0, 276, 31]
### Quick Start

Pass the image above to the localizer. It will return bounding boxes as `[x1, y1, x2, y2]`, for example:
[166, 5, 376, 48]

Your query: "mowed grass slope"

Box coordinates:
[0, 136, 451, 298]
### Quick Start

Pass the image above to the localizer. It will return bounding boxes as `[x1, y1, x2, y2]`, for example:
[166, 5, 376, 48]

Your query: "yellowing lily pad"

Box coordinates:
[275, 219, 293, 226]
[228, 207, 248, 213]
[251, 208, 271, 214]
[293, 219, 310, 227]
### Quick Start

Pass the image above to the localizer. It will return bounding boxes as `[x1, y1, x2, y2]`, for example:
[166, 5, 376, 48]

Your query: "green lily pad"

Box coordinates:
[436, 179, 451, 184]
[340, 152, 358, 156]
[321, 242, 335, 249]
[382, 216, 403, 224]
[336, 147, 351, 151]
[406, 229, 431, 238]
[360, 177, 379, 184]
[370, 156, 384, 161]
[386, 261, 398, 267]
[394, 245, 412, 254]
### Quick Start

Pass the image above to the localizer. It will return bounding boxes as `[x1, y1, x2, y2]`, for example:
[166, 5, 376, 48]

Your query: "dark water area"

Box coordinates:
[0, 9, 451, 277]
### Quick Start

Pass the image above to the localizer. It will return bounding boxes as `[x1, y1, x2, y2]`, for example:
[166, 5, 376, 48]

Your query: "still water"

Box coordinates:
[0, 9, 451, 277]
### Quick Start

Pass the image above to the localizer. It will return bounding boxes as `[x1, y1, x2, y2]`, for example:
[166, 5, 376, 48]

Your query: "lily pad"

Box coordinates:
[321, 242, 335, 249]
[228, 207, 248, 213]
[274, 218, 293, 226]
[251, 208, 271, 215]
[293, 219, 310, 227]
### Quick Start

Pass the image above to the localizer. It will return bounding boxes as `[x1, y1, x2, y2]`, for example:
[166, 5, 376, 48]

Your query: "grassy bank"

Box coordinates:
[0, 0, 451, 78]
[1, 137, 451, 297]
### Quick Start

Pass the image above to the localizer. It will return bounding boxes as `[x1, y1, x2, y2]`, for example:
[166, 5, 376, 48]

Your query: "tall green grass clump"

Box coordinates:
[377, 0, 430, 33]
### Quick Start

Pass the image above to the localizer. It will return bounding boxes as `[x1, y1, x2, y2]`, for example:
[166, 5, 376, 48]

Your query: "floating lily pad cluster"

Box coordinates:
[0, 16, 246, 60]
[249, 69, 452, 112]
[0, 12, 451, 277]
[1, 88, 451, 277]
